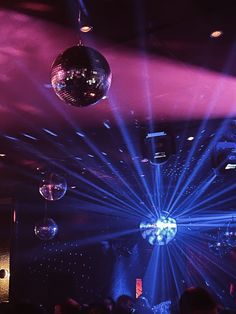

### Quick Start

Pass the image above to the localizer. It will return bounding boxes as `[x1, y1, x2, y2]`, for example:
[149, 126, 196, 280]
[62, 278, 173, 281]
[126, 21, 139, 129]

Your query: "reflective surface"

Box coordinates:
[140, 215, 177, 245]
[39, 173, 67, 201]
[51, 45, 112, 107]
[34, 218, 58, 241]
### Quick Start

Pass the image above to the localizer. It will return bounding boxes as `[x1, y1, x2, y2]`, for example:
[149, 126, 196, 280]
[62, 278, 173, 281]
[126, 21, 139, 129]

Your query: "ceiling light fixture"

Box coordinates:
[210, 30, 223, 38]
[43, 128, 58, 137]
[78, 0, 93, 33]
[225, 164, 236, 170]
[187, 136, 194, 141]
[22, 133, 38, 140]
[78, 11, 93, 33]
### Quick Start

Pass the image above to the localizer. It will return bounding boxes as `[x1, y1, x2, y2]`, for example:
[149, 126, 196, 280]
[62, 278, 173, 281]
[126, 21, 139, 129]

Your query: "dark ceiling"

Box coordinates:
[0, 0, 236, 213]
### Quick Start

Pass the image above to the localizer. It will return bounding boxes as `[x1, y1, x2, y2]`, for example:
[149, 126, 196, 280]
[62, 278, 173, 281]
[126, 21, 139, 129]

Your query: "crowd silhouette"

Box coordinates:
[0, 286, 235, 314]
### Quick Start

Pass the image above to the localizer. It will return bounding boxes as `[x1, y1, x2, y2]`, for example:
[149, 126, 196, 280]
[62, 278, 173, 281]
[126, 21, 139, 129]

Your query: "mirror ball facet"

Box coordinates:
[51, 45, 112, 107]
[34, 218, 58, 241]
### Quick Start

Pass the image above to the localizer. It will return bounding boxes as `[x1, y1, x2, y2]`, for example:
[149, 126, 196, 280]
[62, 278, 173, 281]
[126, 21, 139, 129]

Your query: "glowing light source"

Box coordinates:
[210, 30, 223, 38]
[43, 128, 58, 137]
[4, 135, 18, 141]
[140, 215, 177, 245]
[225, 163, 236, 170]
[76, 131, 85, 137]
[187, 136, 194, 141]
[22, 133, 37, 140]
[103, 121, 111, 129]
[80, 25, 93, 33]
[78, 8, 93, 33]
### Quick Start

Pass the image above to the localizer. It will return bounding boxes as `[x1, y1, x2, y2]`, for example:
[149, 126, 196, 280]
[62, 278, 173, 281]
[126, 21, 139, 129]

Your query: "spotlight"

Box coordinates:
[143, 131, 175, 165]
[212, 142, 236, 174]
[210, 30, 223, 38]
[140, 215, 177, 246]
[80, 25, 93, 33]
[78, 10, 93, 33]
[187, 136, 194, 141]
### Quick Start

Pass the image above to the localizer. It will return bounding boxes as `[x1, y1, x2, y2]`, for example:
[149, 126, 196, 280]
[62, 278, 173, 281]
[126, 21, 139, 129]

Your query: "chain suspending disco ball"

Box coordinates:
[39, 173, 67, 201]
[34, 218, 58, 241]
[51, 45, 112, 107]
[140, 215, 177, 246]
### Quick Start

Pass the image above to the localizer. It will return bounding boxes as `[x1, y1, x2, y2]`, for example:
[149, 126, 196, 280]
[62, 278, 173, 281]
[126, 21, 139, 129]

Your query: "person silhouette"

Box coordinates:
[179, 287, 217, 314]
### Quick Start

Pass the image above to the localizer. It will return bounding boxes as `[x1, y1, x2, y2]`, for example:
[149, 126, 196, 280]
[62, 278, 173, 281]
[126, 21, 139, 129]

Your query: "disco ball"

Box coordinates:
[39, 173, 67, 201]
[34, 218, 58, 241]
[51, 45, 112, 107]
[140, 215, 177, 246]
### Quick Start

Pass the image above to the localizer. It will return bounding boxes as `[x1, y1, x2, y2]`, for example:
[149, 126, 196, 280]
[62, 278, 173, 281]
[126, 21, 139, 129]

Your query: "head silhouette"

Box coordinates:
[179, 287, 217, 314]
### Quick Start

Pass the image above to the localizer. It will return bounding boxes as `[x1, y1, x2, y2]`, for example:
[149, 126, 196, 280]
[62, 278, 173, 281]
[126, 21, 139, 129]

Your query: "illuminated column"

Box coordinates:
[136, 278, 143, 298]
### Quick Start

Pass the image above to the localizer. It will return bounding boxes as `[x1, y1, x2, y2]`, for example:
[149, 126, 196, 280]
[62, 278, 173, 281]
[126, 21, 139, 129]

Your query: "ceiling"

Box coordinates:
[0, 0, 236, 214]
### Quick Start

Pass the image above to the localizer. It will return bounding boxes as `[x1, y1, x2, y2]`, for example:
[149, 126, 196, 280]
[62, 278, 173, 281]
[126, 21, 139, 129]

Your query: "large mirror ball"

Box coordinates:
[51, 45, 112, 107]
[140, 215, 177, 246]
